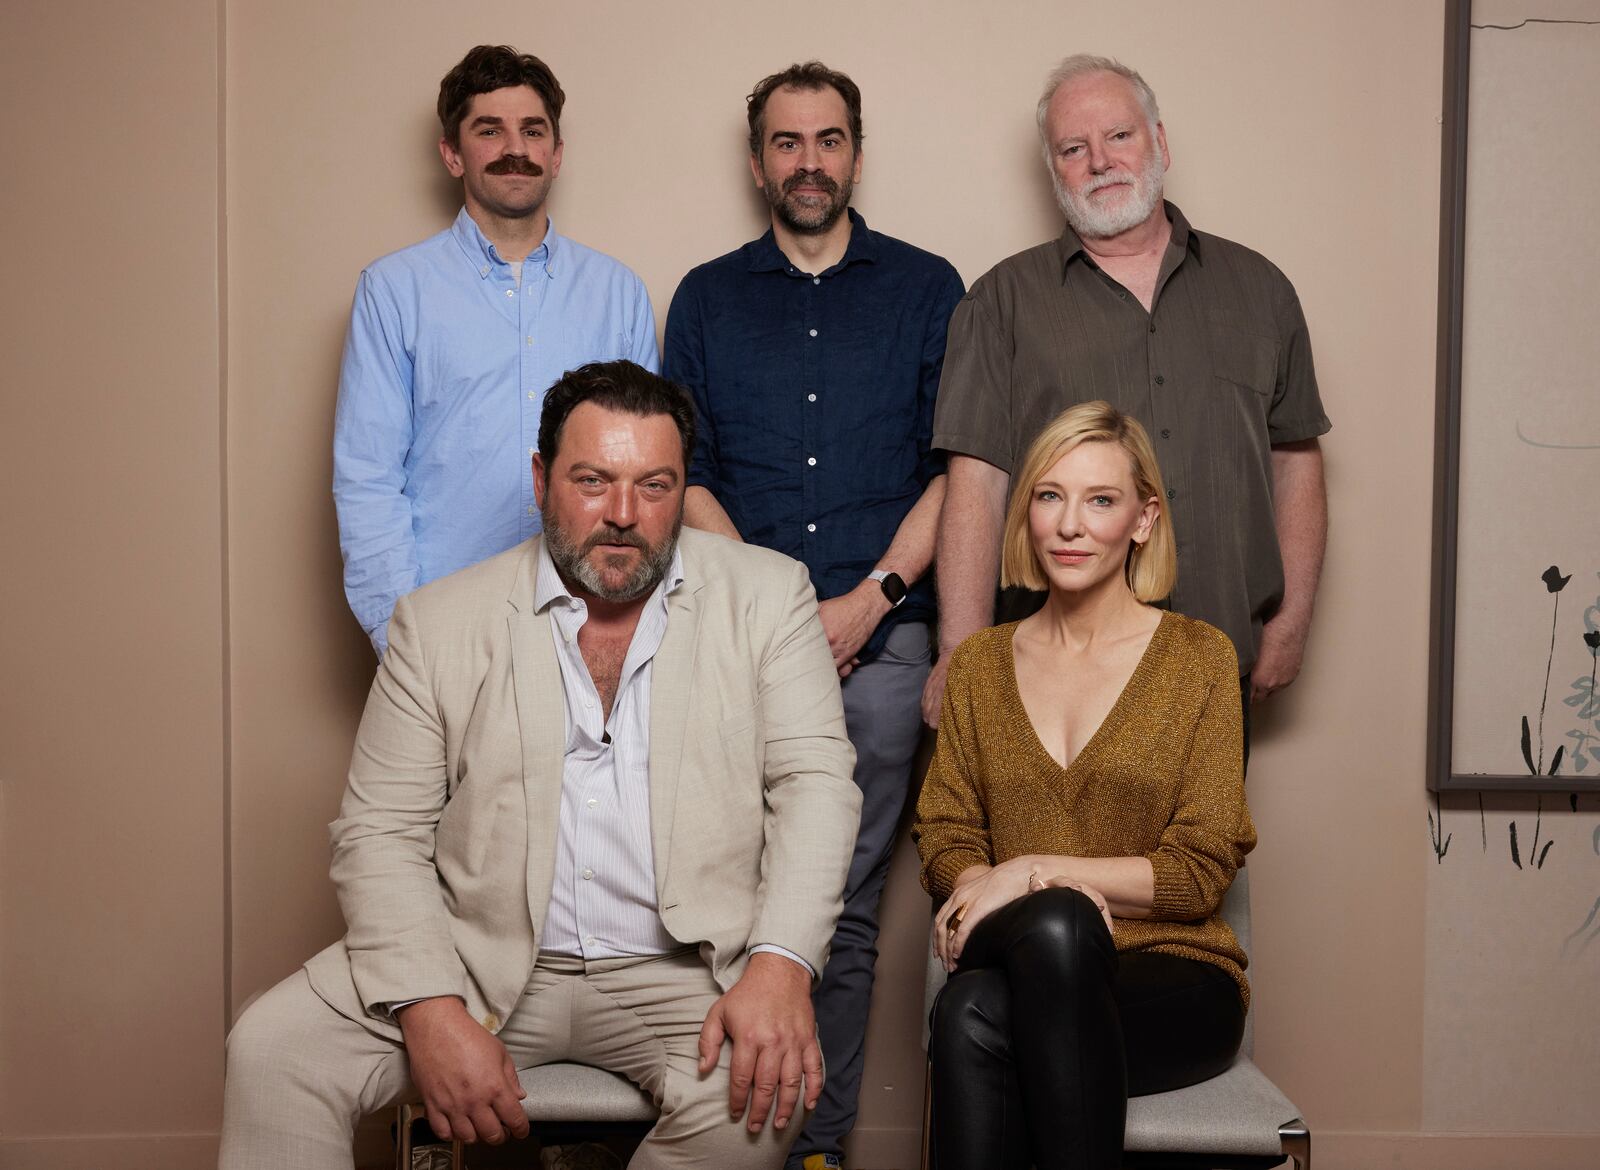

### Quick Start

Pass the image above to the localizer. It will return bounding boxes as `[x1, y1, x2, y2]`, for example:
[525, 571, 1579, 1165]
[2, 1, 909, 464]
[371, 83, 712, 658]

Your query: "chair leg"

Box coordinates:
[1278, 1117, 1310, 1170]
[396, 1102, 464, 1170]
[920, 1058, 932, 1170]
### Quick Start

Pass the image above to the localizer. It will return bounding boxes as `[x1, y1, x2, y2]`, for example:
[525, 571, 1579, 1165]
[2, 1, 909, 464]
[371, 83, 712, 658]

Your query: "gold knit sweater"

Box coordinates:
[914, 611, 1257, 1005]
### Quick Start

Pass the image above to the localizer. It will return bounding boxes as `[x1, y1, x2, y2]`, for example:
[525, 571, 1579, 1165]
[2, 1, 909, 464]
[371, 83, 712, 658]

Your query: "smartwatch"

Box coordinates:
[868, 570, 907, 608]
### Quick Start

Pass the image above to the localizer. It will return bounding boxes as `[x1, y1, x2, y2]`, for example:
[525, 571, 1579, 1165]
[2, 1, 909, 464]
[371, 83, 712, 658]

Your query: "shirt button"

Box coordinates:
[506, 289, 515, 298]
[807, 393, 817, 403]
[582, 868, 594, 880]
[812, 277, 820, 285]
[527, 335, 535, 345]
[479, 266, 490, 277]
[1154, 375, 1165, 385]
[587, 798, 598, 809]
[1160, 428, 1171, 439]
[807, 523, 817, 533]
[807, 456, 817, 466]
[528, 391, 537, 401]
[585, 936, 597, 947]
[808, 328, 818, 338]
[527, 505, 536, 516]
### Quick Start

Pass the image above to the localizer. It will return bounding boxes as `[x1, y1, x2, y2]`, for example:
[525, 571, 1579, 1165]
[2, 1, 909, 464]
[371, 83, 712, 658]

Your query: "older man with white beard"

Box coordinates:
[923, 54, 1331, 749]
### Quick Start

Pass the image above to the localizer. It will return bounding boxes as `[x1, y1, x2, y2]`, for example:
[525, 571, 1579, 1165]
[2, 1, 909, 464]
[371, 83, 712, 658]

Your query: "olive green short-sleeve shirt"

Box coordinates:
[931, 203, 1330, 670]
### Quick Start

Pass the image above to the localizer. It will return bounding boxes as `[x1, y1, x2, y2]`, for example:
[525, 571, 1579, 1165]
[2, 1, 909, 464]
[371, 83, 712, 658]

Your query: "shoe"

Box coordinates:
[800, 1156, 844, 1170]
[540, 1143, 624, 1170]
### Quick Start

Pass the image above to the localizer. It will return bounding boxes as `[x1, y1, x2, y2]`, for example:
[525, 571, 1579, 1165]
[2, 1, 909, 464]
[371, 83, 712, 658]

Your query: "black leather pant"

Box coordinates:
[929, 887, 1245, 1170]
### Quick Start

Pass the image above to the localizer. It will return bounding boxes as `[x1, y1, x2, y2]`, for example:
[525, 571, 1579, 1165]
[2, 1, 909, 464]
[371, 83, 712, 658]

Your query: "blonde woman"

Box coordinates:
[914, 401, 1255, 1170]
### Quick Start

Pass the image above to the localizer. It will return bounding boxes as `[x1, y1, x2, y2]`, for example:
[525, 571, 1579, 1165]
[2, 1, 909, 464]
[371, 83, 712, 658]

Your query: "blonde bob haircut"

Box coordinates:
[1000, 401, 1177, 602]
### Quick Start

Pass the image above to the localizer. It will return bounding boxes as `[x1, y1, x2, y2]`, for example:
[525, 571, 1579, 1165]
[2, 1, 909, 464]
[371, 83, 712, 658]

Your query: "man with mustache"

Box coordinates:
[662, 62, 964, 1170]
[924, 55, 1331, 745]
[334, 45, 657, 659]
[223, 361, 860, 1169]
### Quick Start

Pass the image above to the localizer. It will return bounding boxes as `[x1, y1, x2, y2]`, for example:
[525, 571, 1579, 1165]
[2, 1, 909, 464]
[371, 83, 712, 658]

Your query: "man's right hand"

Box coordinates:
[920, 653, 951, 728]
[397, 996, 528, 1145]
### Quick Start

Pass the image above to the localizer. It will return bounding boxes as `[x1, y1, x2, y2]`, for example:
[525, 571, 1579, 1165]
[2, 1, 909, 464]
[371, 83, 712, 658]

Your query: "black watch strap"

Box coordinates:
[870, 570, 907, 607]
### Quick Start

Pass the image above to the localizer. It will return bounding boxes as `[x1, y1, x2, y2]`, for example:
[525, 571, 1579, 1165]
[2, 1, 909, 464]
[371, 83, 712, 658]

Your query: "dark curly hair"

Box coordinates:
[438, 45, 564, 147]
[538, 362, 697, 471]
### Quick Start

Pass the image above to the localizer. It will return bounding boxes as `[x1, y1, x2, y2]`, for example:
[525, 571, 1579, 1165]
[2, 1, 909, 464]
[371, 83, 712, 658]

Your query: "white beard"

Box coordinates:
[1052, 145, 1166, 239]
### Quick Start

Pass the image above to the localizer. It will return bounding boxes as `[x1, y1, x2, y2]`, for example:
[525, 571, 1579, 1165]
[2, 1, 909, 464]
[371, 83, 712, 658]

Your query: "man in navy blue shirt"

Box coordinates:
[662, 62, 964, 1170]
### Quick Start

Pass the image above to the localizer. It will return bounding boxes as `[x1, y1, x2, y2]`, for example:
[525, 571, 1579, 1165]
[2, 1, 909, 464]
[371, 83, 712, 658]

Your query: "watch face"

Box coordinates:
[880, 572, 907, 605]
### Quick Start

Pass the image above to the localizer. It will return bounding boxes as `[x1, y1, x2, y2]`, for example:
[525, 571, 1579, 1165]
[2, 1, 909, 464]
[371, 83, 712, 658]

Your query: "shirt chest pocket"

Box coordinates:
[1207, 318, 1279, 400]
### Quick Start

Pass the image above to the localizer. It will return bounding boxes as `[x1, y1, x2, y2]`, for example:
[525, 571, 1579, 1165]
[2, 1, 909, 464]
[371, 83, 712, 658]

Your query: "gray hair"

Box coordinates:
[1035, 55, 1161, 156]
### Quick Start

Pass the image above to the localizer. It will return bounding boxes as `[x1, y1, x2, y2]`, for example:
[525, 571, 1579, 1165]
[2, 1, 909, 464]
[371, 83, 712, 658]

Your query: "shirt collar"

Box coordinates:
[533, 536, 687, 615]
[1054, 200, 1201, 279]
[744, 207, 878, 276]
[451, 206, 565, 280]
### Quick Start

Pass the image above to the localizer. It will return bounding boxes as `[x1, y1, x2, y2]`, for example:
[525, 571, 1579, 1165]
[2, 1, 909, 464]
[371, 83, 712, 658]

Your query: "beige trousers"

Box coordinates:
[220, 950, 797, 1170]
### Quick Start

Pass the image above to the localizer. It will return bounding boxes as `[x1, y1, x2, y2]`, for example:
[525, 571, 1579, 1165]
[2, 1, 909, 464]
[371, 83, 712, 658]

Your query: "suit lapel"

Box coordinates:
[648, 580, 702, 903]
[507, 545, 566, 934]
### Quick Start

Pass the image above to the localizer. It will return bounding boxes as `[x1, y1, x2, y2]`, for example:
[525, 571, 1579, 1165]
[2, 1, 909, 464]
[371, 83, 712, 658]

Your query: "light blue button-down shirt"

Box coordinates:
[333, 208, 659, 655]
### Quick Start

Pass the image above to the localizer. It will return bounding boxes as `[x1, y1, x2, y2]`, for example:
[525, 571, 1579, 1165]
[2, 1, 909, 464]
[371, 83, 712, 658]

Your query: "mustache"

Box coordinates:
[485, 156, 545, 176]
[582, 525, 648, 553]
[1082, 170, 1136, 194]
[782, 171, 840, 196]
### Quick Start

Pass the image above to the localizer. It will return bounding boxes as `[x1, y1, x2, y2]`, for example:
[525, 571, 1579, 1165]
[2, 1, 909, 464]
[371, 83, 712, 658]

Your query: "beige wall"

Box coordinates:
[5, 1, 1597, 1167]
[0, 3, 227, 1168]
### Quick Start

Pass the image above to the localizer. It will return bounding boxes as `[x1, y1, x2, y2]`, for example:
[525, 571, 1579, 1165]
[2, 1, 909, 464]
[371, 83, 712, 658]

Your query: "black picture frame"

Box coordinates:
[1427, 0, 1600, 794]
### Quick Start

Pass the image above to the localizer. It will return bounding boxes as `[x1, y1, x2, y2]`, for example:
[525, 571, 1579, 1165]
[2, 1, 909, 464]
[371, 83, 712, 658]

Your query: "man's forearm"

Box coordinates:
[871, 475, 945, 586]
[935, 456, 1009, 651]
[1268, 440, 1327, 636]
[683, 485, 741, 541]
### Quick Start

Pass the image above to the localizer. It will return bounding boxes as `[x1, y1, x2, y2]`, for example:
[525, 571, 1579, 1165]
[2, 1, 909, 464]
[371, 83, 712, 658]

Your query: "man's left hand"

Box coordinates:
[1251, 612, 1309, 702]
[696, 951, 821, 1134]
[818, 583, 890, 678]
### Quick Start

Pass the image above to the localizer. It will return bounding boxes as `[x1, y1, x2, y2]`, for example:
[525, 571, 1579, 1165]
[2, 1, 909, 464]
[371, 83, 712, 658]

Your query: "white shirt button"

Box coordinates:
[527, 335, 534, 345]
[528, 391, 537, 400]
[587, 798, 598, 809]
[527, 505, 536, 516]
[808, 328, 818, 337]
[807, 523, 817, 533]
[812, 277, 821, 285]
[807, 393, 817, 402]
[582, 868, 594, 881]
[480, 266, 490, 276]
[506, 289, 515, 298]
[807, 457, 817, 466]
[586, 936, 597, 947]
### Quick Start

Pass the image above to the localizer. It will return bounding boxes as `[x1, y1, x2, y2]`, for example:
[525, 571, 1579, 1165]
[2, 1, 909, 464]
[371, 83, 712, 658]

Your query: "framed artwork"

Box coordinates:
[1428, 0, 1600, 792]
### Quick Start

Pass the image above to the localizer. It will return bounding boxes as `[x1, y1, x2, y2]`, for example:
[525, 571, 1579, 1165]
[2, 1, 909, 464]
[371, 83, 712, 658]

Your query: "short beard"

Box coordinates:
[1052, 141, 1166, 240]
[544, 515, 681, 603]
[765, 168, 853, 235]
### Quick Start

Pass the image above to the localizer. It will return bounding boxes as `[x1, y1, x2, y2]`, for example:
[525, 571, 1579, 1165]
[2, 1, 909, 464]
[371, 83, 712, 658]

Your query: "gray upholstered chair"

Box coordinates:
[920, 868, 1309, 1170]
[395, 1063, 657, 1168]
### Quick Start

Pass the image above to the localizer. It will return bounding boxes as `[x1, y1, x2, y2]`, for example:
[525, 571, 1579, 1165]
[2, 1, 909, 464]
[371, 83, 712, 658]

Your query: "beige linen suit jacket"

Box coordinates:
[303, 528, 860, 1041]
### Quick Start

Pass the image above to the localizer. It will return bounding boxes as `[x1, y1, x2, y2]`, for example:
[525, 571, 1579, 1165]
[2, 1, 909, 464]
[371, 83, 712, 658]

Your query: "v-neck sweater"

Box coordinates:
[914, 611, 1256, 1004]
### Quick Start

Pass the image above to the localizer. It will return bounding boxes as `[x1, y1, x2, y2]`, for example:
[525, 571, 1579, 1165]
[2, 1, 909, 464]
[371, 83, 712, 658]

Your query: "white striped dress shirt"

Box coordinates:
[532, 541, 812, 976]
[536, 541, 684, 959]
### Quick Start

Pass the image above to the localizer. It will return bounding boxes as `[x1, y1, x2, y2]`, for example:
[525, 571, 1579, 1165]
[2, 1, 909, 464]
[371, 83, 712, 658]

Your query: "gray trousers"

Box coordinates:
[788, 621, 931, 1166]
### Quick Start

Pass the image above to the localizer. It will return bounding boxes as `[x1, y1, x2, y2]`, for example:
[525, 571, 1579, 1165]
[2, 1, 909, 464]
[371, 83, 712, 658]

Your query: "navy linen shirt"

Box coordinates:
[663, 210, 964, 659]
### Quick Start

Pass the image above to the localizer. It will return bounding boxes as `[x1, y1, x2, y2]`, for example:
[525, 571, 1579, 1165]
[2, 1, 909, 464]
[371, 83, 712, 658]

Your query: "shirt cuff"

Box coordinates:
[749, 943, 815, 979]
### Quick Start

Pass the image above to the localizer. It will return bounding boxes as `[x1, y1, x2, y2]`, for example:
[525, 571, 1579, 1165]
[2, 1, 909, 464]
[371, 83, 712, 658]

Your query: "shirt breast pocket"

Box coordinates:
[1207, 318, 1279, 401]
